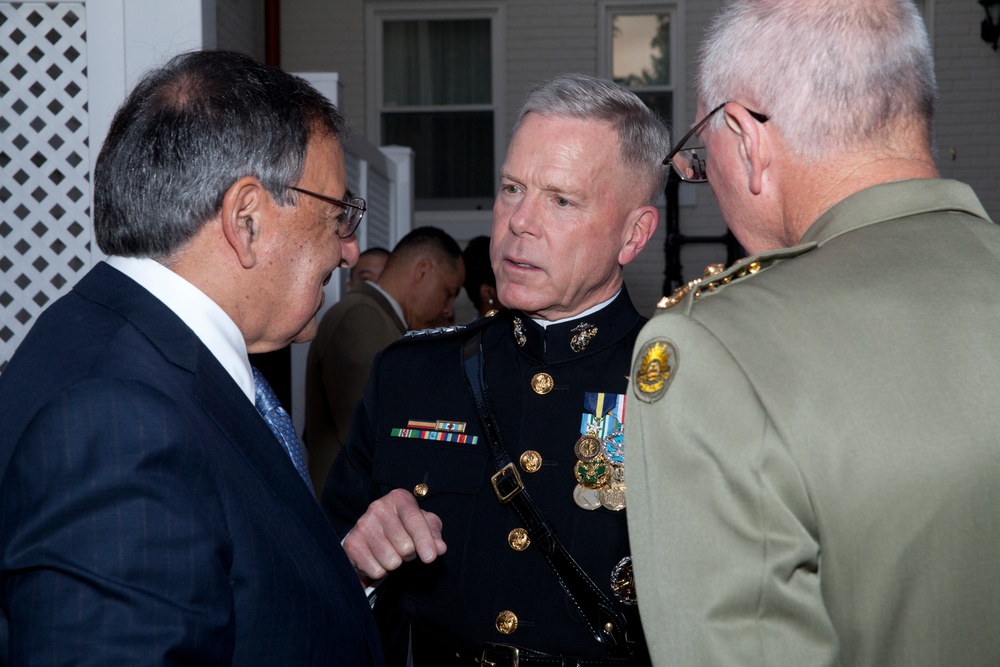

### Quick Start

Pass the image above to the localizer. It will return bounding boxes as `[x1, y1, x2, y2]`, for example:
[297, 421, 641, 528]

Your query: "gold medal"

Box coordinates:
[574, 455, 610, 489]
[599, 484, 626, 511]
[572, 484, 602, 510]
[573, 433, 603, 461]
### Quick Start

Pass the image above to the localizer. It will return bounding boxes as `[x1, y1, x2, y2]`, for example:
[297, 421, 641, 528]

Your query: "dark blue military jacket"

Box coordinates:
[323, 288, 649, 664]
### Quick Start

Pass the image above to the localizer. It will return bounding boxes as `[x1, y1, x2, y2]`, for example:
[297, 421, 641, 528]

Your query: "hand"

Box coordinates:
[344, 488, 447, 583]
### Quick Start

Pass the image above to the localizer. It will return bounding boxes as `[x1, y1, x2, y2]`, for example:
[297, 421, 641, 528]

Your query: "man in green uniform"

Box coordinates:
[628, 1, 1000, 665]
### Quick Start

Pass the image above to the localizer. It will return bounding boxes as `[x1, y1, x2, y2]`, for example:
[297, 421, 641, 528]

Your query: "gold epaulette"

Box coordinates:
[656, 243, 818, 311]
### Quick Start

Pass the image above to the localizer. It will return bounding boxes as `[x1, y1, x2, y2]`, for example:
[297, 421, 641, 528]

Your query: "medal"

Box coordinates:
[572, 391, 628, 510]
[573, 484, 602, 510]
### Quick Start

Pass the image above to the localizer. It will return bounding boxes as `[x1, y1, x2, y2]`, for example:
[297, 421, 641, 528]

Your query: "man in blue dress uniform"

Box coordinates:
[322, 74, 670, 666]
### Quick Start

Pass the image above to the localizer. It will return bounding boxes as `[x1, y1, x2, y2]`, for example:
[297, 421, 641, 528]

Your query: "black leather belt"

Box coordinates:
[415, 639, 640, 667]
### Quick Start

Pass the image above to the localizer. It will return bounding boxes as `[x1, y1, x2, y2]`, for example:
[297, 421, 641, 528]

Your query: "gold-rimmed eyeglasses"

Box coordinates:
[663, 103, 769, 183]
[288, 185, 367, 238]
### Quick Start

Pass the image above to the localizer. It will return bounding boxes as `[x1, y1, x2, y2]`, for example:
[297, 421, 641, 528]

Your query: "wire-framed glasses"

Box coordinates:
[662, 103, 769, 183]
[288, 185, 367, 238]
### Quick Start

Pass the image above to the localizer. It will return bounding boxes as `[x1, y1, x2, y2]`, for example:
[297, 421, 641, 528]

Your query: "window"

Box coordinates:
[599, 2, 679, 134]
[369, 5, 504, 211]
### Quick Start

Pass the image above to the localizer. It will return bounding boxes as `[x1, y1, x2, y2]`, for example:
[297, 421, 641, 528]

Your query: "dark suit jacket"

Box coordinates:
[0, 262, 384, 666]
[305, 281, 406, 497]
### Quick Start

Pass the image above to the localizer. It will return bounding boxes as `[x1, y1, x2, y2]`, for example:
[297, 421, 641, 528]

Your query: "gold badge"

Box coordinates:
[570, 322, 598, 352]
[508, 527, 530, 551]
[512, 317, 526, 347]
[519, 450, 542, 473]
[573, 434, 603, 462]
[495, 610, 518, 635]
[531, 372, 554, 395]
[599, 483, 626, 511]
[632, 338, 676, 403]
[610, 556, 637, 605]
[575, 455, 611, 489]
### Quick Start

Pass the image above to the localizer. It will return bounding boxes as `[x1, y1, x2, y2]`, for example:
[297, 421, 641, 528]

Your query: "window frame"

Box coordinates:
[598, 0, 684, 139]
[366, 2, 506, 212]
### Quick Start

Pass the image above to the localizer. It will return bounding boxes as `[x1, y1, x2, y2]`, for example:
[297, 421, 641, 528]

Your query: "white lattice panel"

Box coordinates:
[0, 2, 91, 373]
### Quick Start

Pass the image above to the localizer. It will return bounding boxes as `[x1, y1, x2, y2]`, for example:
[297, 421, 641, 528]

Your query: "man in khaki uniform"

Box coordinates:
[627, 1, 1000, 665]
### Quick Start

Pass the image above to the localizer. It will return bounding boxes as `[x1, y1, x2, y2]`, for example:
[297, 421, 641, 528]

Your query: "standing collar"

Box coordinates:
[502, 288, 642, 365]
[800, 179, 991, 247]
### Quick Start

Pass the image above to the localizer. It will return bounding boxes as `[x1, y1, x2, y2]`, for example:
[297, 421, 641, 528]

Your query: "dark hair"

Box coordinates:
[461, 236, 495, 310]
[349, 246, 389, 280]
[388, 226, 462, 271]
[94, 50, 349, 258]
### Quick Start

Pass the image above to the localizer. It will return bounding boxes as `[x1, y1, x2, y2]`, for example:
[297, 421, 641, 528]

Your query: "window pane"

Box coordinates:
[612, 14, 670, 87]
[384, 19, 492, 106]
[383, 111, 495, 201]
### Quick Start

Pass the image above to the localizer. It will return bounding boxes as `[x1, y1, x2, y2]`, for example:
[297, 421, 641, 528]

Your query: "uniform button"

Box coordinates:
[413, 483, 428, 498]
[531, 372, 553, 395]
[495, 610, 518, 635]
[519, 450, 542, 473]
[508, 527, 530, 551]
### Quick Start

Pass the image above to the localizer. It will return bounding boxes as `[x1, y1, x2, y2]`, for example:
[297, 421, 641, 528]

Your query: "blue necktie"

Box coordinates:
[252, 367, 314, 492]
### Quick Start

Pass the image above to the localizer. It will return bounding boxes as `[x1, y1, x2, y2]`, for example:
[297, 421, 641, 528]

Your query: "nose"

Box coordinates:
[505, 195, 537, 237]
[339, 235, 360, 269]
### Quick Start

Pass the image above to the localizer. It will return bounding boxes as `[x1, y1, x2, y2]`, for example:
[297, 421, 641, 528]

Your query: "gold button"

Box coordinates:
[519, 450, 542, 473]
[485, 309, 499, 317]
[508, 527, 530, 551]
[604, 622, 615, 634]
[530, 372, 554, 395]
[495, 610, 518, 635]
[413, 483, 428, 498]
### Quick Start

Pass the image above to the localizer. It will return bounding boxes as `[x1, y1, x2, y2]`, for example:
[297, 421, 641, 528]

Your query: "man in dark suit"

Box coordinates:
[0, 50, 384, 666]
[305, 226, 464, 496]
[322, 74, 670, 665]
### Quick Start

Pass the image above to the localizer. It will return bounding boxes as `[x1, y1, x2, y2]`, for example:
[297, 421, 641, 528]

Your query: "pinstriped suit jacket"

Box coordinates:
[0, 262, 384, 666]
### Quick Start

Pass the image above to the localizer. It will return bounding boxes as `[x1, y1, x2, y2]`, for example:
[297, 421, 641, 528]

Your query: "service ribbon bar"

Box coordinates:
[392, 427, 478, 444]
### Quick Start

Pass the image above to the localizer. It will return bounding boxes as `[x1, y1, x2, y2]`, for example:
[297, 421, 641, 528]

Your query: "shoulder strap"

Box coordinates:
[461, 331, 632, 657]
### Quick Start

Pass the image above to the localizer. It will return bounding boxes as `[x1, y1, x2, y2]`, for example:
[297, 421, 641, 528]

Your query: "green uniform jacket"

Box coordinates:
[305, 281, 406, 496]
[627, 180, 1000, 666]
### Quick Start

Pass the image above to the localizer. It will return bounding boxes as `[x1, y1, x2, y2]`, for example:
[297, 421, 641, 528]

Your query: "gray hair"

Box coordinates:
[514, 73, 671, 206]
[94, 50, 349, 258]
[698, 0, 936, 160]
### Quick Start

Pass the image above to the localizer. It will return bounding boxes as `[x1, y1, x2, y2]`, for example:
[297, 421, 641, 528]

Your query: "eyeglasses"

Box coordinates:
[662, 103, 769, 183]
[288, 185, 367, 238]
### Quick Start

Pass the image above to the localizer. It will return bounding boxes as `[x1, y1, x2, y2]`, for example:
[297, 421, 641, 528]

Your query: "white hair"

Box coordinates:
[698, 0, 936, 160]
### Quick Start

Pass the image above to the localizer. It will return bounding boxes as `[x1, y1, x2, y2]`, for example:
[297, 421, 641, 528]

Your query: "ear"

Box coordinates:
[480, 283, 498, 307]
[617, 205, 659, 266]
[724, 103, 770, 195]
[412, 256, 432, 284]
[220, 176, 268, 269]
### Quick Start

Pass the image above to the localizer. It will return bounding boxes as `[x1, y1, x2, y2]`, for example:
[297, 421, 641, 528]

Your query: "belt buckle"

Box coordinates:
[477, 643, 520, 667]
[490, 463, 523, 504]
